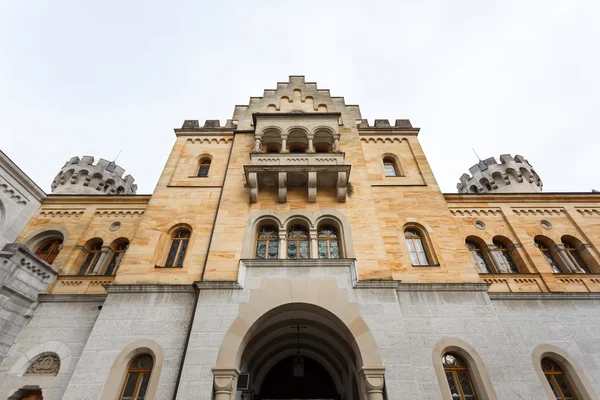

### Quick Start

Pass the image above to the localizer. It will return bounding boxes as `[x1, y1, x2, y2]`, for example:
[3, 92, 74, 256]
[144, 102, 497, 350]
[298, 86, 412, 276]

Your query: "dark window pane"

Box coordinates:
[121, 372, 139, 398]
[79, 252, 96, 275]
[445, 371, 461, 397]
[570, 250, 590, 273]
[299, 241, 309, 259]
[288, 242, 297, 259]
[542, 250, 562, 273]
[176, 239, 188, 267]
[546, 376, 563, 399]
[457, 370, 476, 398]
[198, 166, 210, 177]
[555, 375, 575, 399]
[267, 241, 278, 259]
[166, 241, 180, 267]
[136, 372, 151, 399]
[137, 355, 153, 368]
[318, 241, 328, 259]
[330, 241, 340, 259]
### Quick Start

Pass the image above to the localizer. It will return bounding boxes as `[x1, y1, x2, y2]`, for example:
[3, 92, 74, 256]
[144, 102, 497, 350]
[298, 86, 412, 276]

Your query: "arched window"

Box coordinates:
[383, 157, 399, 177]
[541, 358, 578, 400]
[317, 226, 340, 259]
[166, 229, 190, 267]
[491, 239, 519, 273]
[105, 241, 129, 275]
[287, 225, 309, 259]
[256, 226, 279, 260]
[562, 238, 590, 273]
[466, 240, 490, 273]
[442, 353, 478, 399]
[119, 354, 153, 400]
[535, 238, 562, 273]
[197, 158, 211, 177]
[35, 239, 63, 265]
[404, 229, 431, 266]
[78, 240, 103, 275]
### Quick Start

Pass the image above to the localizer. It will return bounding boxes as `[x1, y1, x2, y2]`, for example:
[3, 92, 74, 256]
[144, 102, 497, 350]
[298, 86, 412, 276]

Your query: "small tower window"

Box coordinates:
[404, 229, 431, 266]
[383, 158, 399, 177]
[541, 358, 578, 400]
[197, 158, 211, 177]
[35, 239, 63, 265]
[466, 241, 490, 273]
[256, 226, 279, 260]
[442, 353, 478, 400]
[287, 225, 309, 259]
[166, 229, 190, 267]
[119, 355, 154, 400]
[317, 226, 340, 259]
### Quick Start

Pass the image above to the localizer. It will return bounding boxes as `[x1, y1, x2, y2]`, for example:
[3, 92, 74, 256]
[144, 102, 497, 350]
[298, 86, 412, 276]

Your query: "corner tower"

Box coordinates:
[51, 156, 137, 195]
[457, 154, 542, 193]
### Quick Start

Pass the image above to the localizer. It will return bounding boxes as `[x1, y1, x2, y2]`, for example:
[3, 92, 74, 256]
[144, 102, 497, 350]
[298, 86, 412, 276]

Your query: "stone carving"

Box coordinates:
[25, 354, 60, 375]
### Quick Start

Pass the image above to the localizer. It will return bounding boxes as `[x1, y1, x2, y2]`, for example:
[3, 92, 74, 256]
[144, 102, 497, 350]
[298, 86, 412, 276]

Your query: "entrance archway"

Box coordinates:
[212, 278, 386, 400]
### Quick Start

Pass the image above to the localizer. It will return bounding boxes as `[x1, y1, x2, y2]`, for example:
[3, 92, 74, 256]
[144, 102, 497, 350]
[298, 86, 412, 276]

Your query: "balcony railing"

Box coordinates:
[249, 152, 345, 166]
[47, 275, 115, 295]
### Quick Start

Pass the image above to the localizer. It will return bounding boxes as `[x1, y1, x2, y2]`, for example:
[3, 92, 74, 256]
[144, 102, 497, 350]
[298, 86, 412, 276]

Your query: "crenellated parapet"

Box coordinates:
[51, 156, 137, 195]
[457, 154, 543, 194]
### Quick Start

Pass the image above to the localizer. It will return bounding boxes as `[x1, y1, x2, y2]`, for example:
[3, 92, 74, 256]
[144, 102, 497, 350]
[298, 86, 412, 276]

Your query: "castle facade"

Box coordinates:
[1, 76, 599, 400]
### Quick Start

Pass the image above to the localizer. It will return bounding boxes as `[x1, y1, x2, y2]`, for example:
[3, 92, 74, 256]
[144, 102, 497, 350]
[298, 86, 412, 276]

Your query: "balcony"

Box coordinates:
[249, 152, 345, 166]
[47, 275, 115, 295]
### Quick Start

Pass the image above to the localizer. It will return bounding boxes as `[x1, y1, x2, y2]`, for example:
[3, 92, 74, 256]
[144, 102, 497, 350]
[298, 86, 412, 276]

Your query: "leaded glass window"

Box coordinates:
[166, 229, 190, 267]
[197, 159, 211, 177]
[317, 226, 340, 259]
[256, 226, 279, 260]
[35, 239, 62, 264]
[105, 242, 129, 275]
[466, 241, 490, 273]
[535, 241, 562, 273]
[119, 354, 153, 400]
[79, 242, 103, 275]
[404, 229, 430, 265]
[442, 353, 478, 400]
[491, 240, 519, 273]
[287, 226, 309, 259]
[562, 241, 590, 273]
[542, 358, 578, 400]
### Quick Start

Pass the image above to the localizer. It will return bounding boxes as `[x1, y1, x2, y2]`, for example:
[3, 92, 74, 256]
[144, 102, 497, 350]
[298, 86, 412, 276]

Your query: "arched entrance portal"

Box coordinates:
[213, 277, 386, 400]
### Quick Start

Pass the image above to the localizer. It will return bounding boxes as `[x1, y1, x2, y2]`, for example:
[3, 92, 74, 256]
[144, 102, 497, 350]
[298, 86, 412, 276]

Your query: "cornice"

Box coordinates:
[104, 284, 195, 294]
[444, 192, 600, 203]
[38, 294, 107, 303]
[358, 129, 420, 136]
[489, 292, 600, 300]
[396, 283, 491, 292]
[42, 194, 151, 206]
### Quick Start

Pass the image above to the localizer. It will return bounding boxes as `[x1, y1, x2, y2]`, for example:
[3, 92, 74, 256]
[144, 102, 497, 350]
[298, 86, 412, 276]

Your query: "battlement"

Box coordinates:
[51, 156, 137, 195]
[457, 154, 543, 194]
[356, 119, 413, 129]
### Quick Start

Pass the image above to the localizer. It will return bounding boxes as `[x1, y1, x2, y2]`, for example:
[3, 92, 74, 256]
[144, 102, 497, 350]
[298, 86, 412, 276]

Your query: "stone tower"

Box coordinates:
[51, 156, 137, 195]
[457, 154, 542, 193]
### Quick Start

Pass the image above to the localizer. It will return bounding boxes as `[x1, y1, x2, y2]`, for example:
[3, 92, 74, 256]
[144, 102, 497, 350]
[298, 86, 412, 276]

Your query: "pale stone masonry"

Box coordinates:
[0, 76, 599, 399]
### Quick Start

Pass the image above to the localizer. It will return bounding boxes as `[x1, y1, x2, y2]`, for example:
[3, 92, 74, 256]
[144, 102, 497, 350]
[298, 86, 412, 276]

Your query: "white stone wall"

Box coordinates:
[0, 300, 102, 400]
[0, 150, 45, 249]
[62, 291, 195, 400]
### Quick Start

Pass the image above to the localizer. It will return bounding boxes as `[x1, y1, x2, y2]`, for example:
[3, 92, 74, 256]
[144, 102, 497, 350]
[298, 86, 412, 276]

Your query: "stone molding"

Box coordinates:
[104, 284, 195, 294]
[576, 207, 600, 215]
[240, 258, 355, 268]
[489, 292, 600, 300]
[39, 209, 84, 218]
[185, 137, 233, 144]
[353, 280, 402, 289]
[38, 294, 107, 303]
[449, 208, 503, 217]
[396, 283, 490, 292]
[360, 366, 386, 400]
[512, 207, 565, 216]
[212, 367, 240, 400]
[195, 281, 243, 290]
[94, 209, 145, 217]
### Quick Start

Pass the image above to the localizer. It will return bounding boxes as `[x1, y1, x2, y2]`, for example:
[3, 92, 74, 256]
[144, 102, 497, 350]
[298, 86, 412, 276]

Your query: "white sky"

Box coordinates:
[1, 1, 598, 194]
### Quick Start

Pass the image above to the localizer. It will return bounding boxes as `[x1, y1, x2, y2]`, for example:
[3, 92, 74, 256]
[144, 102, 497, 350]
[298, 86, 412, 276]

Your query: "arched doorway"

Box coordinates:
[8, 387, 43, 400]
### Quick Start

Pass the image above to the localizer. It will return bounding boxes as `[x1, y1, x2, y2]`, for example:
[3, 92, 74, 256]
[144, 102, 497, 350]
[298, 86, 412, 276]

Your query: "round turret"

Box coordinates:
[457, 154, 542, 194]
[51, 156, 137, 195]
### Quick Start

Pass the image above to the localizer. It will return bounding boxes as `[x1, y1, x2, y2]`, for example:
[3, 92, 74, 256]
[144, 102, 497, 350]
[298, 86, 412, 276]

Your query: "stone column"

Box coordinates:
[90, 247, 113, 275]
[308, 171, 317, 202]
[307, 134, 315, 153]
[278, 172, 287, 203]
[248, 172, 258, 203]
[281, 134, 288, 153]
[554, 244, 578, 273]
[333, 136, 340, 152]
[212, 367, 239, 400]
[253, 137, 262, 153]
[486, 245, 503, 273]
[279, 230, 287, 259]
[361, 367, 385, 400]
[310, 228, 318, 259]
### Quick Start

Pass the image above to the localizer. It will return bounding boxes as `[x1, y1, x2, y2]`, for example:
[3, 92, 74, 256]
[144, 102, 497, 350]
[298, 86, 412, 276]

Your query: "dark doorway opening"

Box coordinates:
[258, 356, 339, 400]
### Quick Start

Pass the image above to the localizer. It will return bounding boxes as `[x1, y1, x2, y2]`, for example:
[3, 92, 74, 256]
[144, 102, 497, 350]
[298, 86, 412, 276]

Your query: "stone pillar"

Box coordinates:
[554, 244, 578, 273]
[333, 136, 340, 152]
[90, 247, 113, 275]
[307, 135, 314, 153]
[253, 137, 262, 153]
[281, 134, 288, 153]
[278, 172, 287, 203]
[248, 172, 258, 203]
[212, 367, 239, 400]
[486, 245, 503, 273]
[361, 367, 385, 400]
[307, 171, 317, 202]
[279, 230, 287, 259]
[336, 171, 348, 203]
[310, 229, 318, 259]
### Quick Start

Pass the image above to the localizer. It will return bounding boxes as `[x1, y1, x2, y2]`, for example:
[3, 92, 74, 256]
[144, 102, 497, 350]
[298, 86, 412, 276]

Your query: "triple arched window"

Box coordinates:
[254, 222, 342, 260]
[534, 235, 595, 274]
[119, 354, 153, 400]
[35, 238, 63, 265]
[78, 238, 130, 275]
[166, 228, 191, 267]
[442, 353, 478, 399]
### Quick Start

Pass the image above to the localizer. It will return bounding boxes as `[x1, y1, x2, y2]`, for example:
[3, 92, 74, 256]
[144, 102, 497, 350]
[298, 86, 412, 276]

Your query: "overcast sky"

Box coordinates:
[1, 1, 598, 194]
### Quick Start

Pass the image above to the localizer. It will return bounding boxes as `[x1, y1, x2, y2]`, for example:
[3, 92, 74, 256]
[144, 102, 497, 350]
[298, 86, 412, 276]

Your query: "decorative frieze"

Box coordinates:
[576, 208, 600, 216]
[94, 209, 145, 217]
[39, 209, 84, 218]
[512, 208, 565, 216]
[449, 208, 502, 217]
[0, 178, 28, 205]
[359, 137, 406, 144]
[185, 137, 233, 144]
